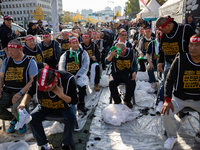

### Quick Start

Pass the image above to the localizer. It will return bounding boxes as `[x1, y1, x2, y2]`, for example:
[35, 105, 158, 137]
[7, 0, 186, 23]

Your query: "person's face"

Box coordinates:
[63, 34, 69, 40]
[82, 36, 90, 44]
[26, 39, 36, 50]
[4, 19, 12, 27]
[31, 25, 35, 30]
[8, 48, 21, 59]
[46, 25, 49, 28]
[188, 16, 193, 23]
[159, 24, 171, 34]
[140, 30, 144, 35]
[43, 79, 58, 92]
[114, 23, 119, 28]
[145, 30, 152, 38]
[92, 33, 97, 39]
[139, 19, 143, 23]
[39, 21, 43, 26]
[189, 42, 200, 58]
[75, 23, 78, 26]
[119, 34, 127, 42]
[43, 36, 51, 44]
[69, 41, 79, 51]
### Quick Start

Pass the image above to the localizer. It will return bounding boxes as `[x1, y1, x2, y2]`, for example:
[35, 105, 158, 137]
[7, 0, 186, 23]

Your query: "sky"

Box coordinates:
[63, 0, 128, 13]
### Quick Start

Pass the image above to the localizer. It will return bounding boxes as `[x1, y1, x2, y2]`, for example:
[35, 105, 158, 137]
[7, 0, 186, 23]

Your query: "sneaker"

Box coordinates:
[164, 137, 177, 150]
[18, 124, 26, 134]
[94, 84, 100, 91]
[41, 144, 54, 150]
[124, 101, 133, 109]
[156, 101, 163, 113]
[7, 120, 17, 133]
[195, 132, 200, 143]
[151, 82, 157, 90]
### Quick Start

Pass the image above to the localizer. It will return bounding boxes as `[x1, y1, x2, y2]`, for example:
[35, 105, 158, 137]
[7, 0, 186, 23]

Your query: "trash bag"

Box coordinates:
[135, 90, 154, 108]
[100, 75, 109, 87]
[135, 71, 149, 82]
[136, 80, 155, 93]
[7, 140, 30, 150]
[102, 104, 139, 126]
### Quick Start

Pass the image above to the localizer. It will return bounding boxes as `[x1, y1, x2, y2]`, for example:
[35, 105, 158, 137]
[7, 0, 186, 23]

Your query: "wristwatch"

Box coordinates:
[19, 91, 23, 96]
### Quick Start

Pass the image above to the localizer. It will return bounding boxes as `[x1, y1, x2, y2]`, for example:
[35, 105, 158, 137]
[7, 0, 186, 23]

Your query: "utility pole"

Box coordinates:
[20, 0, 24, 28]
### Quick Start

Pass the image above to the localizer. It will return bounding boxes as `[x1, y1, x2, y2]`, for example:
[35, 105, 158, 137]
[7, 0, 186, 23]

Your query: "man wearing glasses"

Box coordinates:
[37, 19, 45, 35]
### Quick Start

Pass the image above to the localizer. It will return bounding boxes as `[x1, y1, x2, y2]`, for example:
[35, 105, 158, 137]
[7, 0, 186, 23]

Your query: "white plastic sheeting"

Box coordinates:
[102, 104, 140, 126]
[135, 71, 149, 82]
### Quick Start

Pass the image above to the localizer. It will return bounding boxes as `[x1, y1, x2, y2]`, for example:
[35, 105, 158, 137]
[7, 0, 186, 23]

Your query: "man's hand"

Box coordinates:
[110, 49, 117, 57]
[131, 72, 137, 80]
[51, 84, 64, 98]
[43, 63, 48, 67]
[161, 102, 174, 115]
[134, 40, 138, 44]
[147, 62, 154, 70]
[12, 93, 22, 104]
[91, 56, 96, 61]
[157, 63, 163, 72]
[17, 102, 26, 111]
[139, 52, 144, 57]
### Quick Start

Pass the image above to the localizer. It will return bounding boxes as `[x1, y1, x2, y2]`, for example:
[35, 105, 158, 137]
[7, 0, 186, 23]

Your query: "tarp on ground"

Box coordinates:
[138, 0, 160, 18]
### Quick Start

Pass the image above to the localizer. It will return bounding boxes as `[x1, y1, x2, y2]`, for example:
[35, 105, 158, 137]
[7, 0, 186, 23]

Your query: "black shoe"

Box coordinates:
[77, 104, 88, 112]
[124, 101, 133, 109]
[62, 145, 75, 150]
[41, 144, 54, 150]
[102, 67, 106, 70]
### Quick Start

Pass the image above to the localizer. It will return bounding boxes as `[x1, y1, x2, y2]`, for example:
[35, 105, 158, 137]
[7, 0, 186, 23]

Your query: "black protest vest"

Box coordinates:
[81, 41, 95, 58]
[3, 55, 32, 93]
[141, 37, 154, 55]
[161, 24, 186, 63]
[174, 53, 200, 100]
[112, 49, 134, 75]
[61, 39, 70, 51]
[93, 39, 103, 52]
[37, 72, 74, 109]
[150, 40, 159, 64]
[23, 44, 44, 63]
[41, 40, 57, 63]
[65, 49, 83, 75]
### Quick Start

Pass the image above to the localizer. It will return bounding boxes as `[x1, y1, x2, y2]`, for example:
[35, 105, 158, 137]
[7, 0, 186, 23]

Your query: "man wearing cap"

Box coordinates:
[37, 19, 45, 35]
[0, 15, 17, 57]
[54, 31, 70, 55]
[92, 31, 106, 70]
[0, 39, 38, 134]
[81, 32, 101, 91]
[161, 33, 200, 150]
[59, 37, 89, 113]
[23, 35, 47, 69]
[18, 66, 77, 150]
[137, 27, 154, 72]
[156, 16, 195, 108]
[105, 42, 137, 109]
[39, 32, 61, 69]
[137, 18, 150, 28]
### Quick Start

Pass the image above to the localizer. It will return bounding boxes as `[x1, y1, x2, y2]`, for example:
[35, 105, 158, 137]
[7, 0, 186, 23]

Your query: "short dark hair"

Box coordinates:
[191, 33, 200, 38]
[8, 39, 22, 46]
[37, 69, 55, 85]
[156, 16, 173, 27]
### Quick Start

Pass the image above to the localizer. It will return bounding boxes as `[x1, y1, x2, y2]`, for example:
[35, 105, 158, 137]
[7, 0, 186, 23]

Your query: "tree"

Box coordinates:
[116, 10, 121, 17]
[85, 16, 93, 23]
[62, 11, 73, 24]
[72, 13, 83, 23]
[31, 5, 45, 21]
[125, 0, 140, 17]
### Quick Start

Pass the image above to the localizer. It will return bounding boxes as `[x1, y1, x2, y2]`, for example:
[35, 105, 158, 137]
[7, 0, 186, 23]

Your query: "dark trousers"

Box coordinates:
[109, 74, 136, 104]
[101, 52, 106, 68]
[139, 59, 147, 72]
[77, 85, 86, 104]
[87, 65, 100, 84]
[30, 104, 76, 146]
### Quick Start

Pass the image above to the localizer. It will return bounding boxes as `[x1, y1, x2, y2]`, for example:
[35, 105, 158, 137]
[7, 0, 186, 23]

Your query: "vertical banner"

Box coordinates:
[51, 0, 59, 36]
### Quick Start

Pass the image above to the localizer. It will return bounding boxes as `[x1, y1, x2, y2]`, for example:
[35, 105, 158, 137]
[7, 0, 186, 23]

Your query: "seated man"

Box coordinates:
[53, 31, 70, 55]
[91, 31, 106, 70]
[0, 39, 38, 134]
[105, 43, 137, 109]
[39, 32, 61, 69]
[18, 66, 77, 150]
[59, 37, 89, 113]
[23, 35, 47, 69]
[81, 32, 101, 91]
[161, 33, 200, 150]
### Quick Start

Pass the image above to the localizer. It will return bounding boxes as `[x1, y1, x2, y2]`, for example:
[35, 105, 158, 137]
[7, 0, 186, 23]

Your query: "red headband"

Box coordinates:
[7, 44, 22, 49]
[92, 32, 98, 35]
[73, 31, 78, 34]
[25, 36, 35, 41]
[157, 16, 174, 30]
[156, 30, 162, 39]
[82, 34, 90, 38]
[145, 29, 151, 32]
[42, 34, 51, 38]
[62, 32, 69, 36]
[190, 37, 200, 43]
[119, 31, 127, 35]
[120, 47, 126, 54]
[4, 15, 12, 20]
[37, 66, 60, 91]
[69, 38, 78, 43]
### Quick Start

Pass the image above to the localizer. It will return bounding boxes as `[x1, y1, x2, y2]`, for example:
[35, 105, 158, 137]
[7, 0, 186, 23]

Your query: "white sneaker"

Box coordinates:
[195, 132, 200, 143]
[164, 137, 177, 150]
[156, 101, 163, 113]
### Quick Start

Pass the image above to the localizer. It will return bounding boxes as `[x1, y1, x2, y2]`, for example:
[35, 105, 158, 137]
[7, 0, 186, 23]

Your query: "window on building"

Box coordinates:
[18, 17, 20, 21]
[23, 4, 25, 7]
[20, 11, 22, 14]
[7, 11, 9, 14]
[12, 4, 15, 8]
[19, 4, 21, 7]
[24, 10, 26, 14]
[10, 11, 12, 14]
[24, 17, 26, 20]
[33, 3, 35, 6]
[9, 5, 11, 8]
[27, 10, 29, 13]
[6, 5, 8, 8]
[14, 18, 16, 21]
[30, 10, 32, 13]
[30, 3, 32, 6]
[17, 11, 19, 14]
[3, 5, 5, 8]
[13, 11, 15, 14]
[26, 3, 29, 7]
[16, 4, 18, 7]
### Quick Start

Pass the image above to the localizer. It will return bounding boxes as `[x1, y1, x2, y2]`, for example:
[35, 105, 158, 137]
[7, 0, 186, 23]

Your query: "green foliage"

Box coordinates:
[125, 0, 140, 16]
[62, 11, 73, 23]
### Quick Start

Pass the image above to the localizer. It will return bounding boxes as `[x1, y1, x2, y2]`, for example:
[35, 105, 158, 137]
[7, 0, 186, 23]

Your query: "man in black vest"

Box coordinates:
[161, 33, 200, 150]
[18, 66, 77, 150]
[23, 35, 47, 69]
[0, 15, 17, 57]
[81, 32, 101, 91]
[59, 37, 89, 113]
[106, 42, 137, 109]
[54, 31, 70, 55]
[0, 39, 38, 134]
[40, 32, 61, 69]
[156, 16, 195, 110]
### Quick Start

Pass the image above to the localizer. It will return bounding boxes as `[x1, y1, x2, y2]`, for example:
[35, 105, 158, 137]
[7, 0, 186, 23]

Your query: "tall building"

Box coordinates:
[114, 6, 122, 16]
[81, 9, 93, 19]
[0, 0, 63, 24]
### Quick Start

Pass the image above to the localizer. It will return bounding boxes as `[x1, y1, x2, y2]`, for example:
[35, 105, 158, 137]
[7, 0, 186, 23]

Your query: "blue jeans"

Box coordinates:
[157, 61, 171, 104]
[30, 104, 76, 146]
[147, 63, 157, 83]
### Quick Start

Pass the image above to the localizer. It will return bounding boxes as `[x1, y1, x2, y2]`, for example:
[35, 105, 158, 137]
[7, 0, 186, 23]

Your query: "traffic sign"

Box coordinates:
[105, 17, 108, 20]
